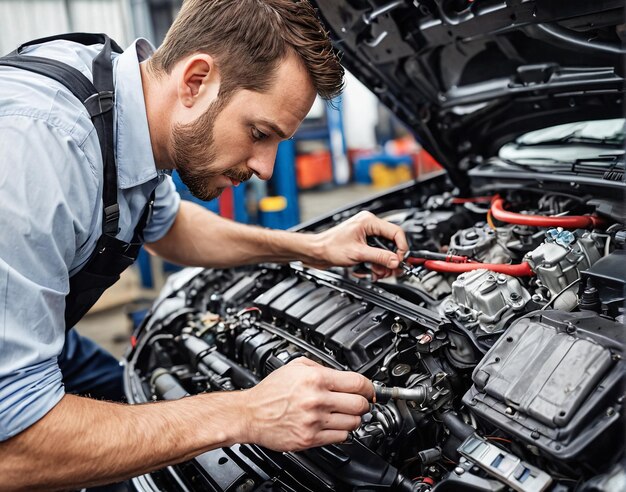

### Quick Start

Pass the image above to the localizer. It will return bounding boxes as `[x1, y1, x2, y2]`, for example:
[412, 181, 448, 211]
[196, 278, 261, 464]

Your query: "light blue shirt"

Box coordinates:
[0, 38, 181, 441]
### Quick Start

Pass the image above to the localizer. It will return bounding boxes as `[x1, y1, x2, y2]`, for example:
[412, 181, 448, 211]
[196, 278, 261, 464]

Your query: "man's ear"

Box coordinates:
[178, 54, 220, 108]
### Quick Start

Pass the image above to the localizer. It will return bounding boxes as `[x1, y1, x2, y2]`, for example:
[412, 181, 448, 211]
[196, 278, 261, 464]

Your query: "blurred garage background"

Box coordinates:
[0, 0, 442, 358]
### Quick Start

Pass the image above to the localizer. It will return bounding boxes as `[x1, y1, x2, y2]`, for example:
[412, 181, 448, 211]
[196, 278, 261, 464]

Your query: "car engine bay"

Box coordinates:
[124, 176, 625, 492]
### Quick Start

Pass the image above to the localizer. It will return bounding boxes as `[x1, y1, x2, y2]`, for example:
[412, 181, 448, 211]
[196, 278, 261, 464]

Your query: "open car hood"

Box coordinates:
[312, 0, 625, 190]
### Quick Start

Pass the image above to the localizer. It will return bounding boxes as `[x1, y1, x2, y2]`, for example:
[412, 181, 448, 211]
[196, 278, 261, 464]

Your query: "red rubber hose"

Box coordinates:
[490, 196, 603, 229]
[407, 258, 535, 276]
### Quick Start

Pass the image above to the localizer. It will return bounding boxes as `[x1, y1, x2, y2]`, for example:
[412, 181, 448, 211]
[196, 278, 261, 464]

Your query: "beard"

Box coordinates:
[171, 96, 253, 201]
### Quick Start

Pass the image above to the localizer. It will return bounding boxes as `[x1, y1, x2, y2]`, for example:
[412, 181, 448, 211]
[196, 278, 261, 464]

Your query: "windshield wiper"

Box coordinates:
[494, 158, 571, 173]
[516, 129, 625, 147]
[492, 155, 625, 178]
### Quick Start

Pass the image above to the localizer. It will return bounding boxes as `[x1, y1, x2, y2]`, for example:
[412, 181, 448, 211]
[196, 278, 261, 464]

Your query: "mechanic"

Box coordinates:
[0, 0, 408, 489]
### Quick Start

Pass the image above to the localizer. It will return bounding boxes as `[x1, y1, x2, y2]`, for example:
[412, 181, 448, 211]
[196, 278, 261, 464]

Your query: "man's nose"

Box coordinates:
[247, 144, 278, 181]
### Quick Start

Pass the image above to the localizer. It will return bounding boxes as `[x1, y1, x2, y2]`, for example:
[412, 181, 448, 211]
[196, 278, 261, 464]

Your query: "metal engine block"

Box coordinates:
[449, 223, 511, 263]
[526, 229, 602, 310]
[441, 269, 531, 333]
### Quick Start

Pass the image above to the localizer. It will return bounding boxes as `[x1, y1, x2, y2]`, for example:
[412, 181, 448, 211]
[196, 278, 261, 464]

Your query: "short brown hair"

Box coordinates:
[149, 0, 344, 100]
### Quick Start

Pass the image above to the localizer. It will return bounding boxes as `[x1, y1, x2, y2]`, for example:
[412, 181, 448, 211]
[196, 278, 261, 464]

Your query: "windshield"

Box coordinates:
[497, 119, 625, 168]
[513, 119, 625, 146]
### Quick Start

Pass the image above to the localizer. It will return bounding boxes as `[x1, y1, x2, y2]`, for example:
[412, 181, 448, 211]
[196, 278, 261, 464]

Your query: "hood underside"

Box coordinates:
[312, 0, 626, 190]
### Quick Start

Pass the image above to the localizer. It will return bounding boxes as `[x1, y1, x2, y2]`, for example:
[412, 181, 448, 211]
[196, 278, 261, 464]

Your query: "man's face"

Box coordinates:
[171, 55, 317, 201]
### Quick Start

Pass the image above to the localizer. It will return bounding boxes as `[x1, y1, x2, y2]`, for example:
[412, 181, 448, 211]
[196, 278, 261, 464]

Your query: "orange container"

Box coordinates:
[413, 148, 442, 177]
[296, 151, 333, 189]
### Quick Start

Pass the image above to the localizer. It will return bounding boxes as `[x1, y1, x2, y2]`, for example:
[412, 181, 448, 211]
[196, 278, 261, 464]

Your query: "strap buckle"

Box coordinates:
[84, 90, 114, 117]
[103, 203, 120, 235]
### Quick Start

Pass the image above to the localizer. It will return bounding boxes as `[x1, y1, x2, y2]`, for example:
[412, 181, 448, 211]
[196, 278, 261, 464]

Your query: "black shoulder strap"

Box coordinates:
[12, 32, 124, 55]
[0, 33, 123, 237]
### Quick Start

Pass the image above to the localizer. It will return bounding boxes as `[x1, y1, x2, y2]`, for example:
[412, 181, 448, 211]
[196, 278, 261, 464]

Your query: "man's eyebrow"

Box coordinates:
[258, 120, 289, 139]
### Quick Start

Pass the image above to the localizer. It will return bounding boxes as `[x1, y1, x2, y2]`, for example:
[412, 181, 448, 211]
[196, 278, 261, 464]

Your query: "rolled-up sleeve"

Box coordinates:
[0, 115, 98, 441]
[142, 174, 181, 243]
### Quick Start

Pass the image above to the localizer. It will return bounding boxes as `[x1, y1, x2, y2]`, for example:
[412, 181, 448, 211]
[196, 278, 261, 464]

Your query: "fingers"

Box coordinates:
[288, 358, 374, 401]
[344, 212, 409, 269]
[308, 430, 350, 449]
[321, 368, 374, 400]
[291, 356, 322, 368]
[359, 212, 409, 258]
[286, 359, 375, 406]
[370, 263, 392, 280]
[313, 211, 408, 271]
[356, 245, 402, 269]
[322, 413, 362, 431]
[243, 359, 374, 452]
[324, 392, 370, 415]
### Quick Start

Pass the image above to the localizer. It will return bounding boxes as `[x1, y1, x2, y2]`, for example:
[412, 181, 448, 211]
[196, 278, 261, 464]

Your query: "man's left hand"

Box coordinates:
[307, 211, 408, 279]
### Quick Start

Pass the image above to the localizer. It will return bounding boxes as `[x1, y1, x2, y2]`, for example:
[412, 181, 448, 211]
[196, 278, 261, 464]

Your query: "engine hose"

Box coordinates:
[407, 257, 535, 276]
[151, 368, 189, 400]
[441, 412, 475, 441]
[490, 196, 603, 229]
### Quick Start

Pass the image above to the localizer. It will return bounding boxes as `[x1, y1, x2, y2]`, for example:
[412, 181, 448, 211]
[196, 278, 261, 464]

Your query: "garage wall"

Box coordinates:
[0, 0, 136, 53]
[342, 71, 380, 150]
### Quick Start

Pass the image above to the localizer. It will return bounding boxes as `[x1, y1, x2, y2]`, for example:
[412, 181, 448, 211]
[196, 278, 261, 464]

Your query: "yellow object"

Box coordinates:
[370, 163, 412, 188]
[395, 165, 412, 183]
[486, 209, 497, 231]
[259, 196, 287, 212]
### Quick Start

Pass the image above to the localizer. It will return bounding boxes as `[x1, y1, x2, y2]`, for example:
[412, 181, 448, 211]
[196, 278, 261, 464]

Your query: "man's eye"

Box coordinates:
[251, 127, 268, 141]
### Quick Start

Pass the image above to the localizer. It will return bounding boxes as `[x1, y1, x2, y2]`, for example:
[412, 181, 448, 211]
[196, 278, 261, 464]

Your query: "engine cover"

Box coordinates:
[464, 310, 623, 464]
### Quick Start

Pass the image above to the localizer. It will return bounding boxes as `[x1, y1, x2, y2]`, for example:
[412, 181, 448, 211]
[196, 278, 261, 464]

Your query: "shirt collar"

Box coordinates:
[113, 38, 164, 189]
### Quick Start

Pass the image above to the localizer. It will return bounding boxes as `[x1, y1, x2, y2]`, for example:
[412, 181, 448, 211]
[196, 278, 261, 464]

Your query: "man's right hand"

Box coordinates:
[236, 357, 373, 451]
[0, 358, 373, 491]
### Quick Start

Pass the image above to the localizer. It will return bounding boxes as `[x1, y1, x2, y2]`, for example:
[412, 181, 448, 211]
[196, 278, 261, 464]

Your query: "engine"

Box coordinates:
[124, 184, 625, 492]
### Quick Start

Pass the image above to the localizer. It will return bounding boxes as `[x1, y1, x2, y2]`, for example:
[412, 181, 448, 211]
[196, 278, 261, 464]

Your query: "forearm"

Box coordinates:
[1, 359, 375, 491]
[146, 200, 321, 268]
[0, 392, 245, 491]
